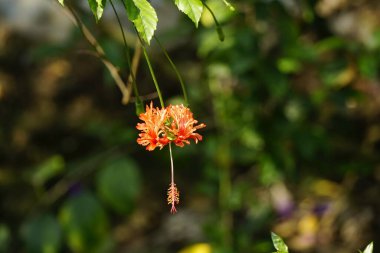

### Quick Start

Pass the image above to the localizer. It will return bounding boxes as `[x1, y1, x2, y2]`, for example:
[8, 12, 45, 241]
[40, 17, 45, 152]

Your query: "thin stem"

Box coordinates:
[141, 45, 165, 108]
[119, 0, 164, 108]
[203, 2, 225, 42]
[130, 42, 142, 101]
[169, 142, 174, 184]
[109, 0, 142, 103]
[154, 36, 188, 106]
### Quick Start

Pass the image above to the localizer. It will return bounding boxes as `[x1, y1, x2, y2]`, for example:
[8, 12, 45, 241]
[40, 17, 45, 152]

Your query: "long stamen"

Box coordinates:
[167, 143, 179, 213]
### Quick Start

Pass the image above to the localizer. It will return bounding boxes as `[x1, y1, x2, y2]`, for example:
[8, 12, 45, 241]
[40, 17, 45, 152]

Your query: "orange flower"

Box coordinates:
[136, 102, 169, 151]
[136, 102, 206, 213]
[136, 102, 206, 150]
[167, 104, 206, 147]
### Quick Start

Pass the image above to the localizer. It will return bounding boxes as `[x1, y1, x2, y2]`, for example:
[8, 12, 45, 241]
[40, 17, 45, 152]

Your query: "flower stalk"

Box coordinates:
[136, 102, 205, 213]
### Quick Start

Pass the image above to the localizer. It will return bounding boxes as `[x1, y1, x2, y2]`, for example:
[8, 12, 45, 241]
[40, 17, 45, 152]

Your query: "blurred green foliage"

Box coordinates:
[0, 0, 380, 253]
[96, 157, 141, 214]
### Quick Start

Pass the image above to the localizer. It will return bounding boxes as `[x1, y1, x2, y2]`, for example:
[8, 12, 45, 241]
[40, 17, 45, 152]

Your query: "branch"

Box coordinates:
[64, 3, 132, 104]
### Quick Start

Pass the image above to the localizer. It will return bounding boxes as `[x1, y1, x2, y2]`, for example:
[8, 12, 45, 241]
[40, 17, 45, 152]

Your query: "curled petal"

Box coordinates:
[136, 102, 206, 150]
[136, 102, 169, 151]
[167, 105, 206, 147]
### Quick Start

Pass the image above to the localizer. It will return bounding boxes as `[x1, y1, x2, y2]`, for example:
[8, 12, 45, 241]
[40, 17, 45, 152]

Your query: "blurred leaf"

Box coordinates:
[87, 0, 107, 22]
[259, 156, 280, 185]
[277, 58, 301, 73]
[179, 243, 212, 253]
[123, 0, 139, 21]
[284, 100, 303, 122]
[0, 224, 10, 253]
[59, 191, 108, 253]
[358, 54, 378, 79]
[362, 242, 373, 253]
[320, 59, 351, 87]
[175, 0, 203, 27]
[271, 232, 288, 253]
[57, 0, 64, 6]
[96, 157, 141, 214]
[315, 37, 346, 54]
[130, 0, 157, 44]
[23, 214, 62, 253]
[32, 155, 65, 187]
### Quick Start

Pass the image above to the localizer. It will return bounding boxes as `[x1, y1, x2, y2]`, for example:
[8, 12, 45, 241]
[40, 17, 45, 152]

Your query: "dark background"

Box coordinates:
[0, 0, 379, 252]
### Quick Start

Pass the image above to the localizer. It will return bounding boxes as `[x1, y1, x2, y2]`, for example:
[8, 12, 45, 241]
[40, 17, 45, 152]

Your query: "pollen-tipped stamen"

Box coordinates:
[167, 182, 179, 213]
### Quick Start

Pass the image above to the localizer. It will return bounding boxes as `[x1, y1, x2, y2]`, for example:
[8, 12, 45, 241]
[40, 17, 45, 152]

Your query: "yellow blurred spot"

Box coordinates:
[312, 179, 341, 198]
[335, 65, 356, 87]
[298, 214, 318, 235]
[178, 243, 212, 253]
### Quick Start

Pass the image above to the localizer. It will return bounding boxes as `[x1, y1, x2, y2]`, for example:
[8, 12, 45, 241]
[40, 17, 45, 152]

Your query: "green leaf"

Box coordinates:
[271, 232, 289, 253]
[57, 0, 64, 6]
[363, 242, 373, 253]
[96, 157, 141, 214]
[22, 214, 62, 253]
[59, 191, 108, 252]
[87, 0, 107, 22]
[130, 0, 158, 44]
[32, 155, 65, 187]
[123, 0, 139, 21]
[175, 0, 203, 27]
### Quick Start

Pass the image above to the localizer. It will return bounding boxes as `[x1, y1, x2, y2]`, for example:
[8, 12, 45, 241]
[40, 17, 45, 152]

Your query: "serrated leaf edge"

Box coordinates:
[132, 0, 157, 44]
[174, 0, 203, 27]
[88, 0, 106, 22]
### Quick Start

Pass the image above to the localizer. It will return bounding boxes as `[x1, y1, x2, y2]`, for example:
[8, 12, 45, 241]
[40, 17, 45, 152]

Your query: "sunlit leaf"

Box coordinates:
[130, 0, 157, 44]
[22, 214, 62, 253]
[175, 0, 203, 27]
[363, 242, 373, 253]
[271, 232, 288, 253]
[32, 155, 65, 187]
[123, 0, 139, 21]
[96, 157, 141, 214]
[87, 0, 107, 22]
[59, 191, 108, 252]
[57, 0, 64, 6]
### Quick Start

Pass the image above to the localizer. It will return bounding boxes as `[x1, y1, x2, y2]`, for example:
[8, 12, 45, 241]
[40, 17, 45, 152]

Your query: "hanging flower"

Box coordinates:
[166, 104, 206, 147]
[136, 101, 206, 214]
[136, 102, 169, 151]
[136, 102, 206, 150]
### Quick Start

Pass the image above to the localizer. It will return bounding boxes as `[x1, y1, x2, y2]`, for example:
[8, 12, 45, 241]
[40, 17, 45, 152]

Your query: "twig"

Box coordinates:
[128, 40, 142, 92]
[63, 3, 131, 104]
